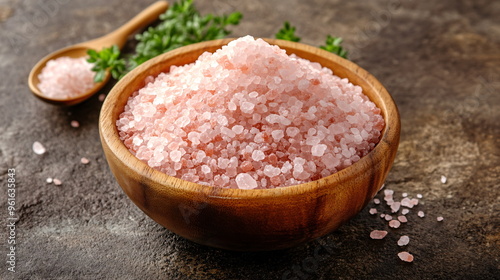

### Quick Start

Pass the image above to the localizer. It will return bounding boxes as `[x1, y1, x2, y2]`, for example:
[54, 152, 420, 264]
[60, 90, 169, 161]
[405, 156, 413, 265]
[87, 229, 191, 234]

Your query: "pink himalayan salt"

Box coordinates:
[81, 157, 90, 164]
[418, 211, 425, 218]
[384, 214, 393, 221]
[71, 120, 80, 128]
[53, 178, 62, 186]
[46, 177, 53, 184]
[389, 220, 401, 228]
[398, 215, 408, 223]
[38, 57, 95, 99]
[33, 141, 46, 155]
[369, 208, 377, 215]
[98, 94, 106, 102]
[441, 175, 447, 184]
[117, 36, 384, 189]
[391, 201, 401, 213]
[398, 251, 414, 262]
[401, 208, 410, 215]
[437, 216, 444, 222]
[397, 235, 410, 246]
[373, 198, 381, 205]
[370, 230, 388, 240]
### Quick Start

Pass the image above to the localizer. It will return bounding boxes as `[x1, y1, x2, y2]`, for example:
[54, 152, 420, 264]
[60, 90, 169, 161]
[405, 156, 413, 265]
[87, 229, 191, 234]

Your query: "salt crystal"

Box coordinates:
[391, 202, 401, 213]
[397, 251, 414, 262]
[53, 178, 62, 186]
[80, 157, 90, 164]
[441, 175, 447, 184]
[397, 235, 410, 246]
[252, 150, 265, 161]
[369, 208, 377, 215]
[98, 94, 106, 102]
[373, 198, 381, 205]
[71, 120, 80, 128]
[385, 215, 393, 221]
[401, 209, 410, 215]
[46, 178, 53, 184]
[32, 141, 46, 155]
[38, 56, 95, 99]
[418, 211, 425, 218]
[389, 220, 401, 228]
[380, 213, 386, 218]
[402, 192, 408, 197]
[311, 144, 327, 157]
[401, 198, 413, 208]
[417, 193, 423, 198]
[398, 215, 408, 223]
[437, 216, 444, 222]
[235, 173, 258, 189]
[384, 189, 394, 196]
[370, 230, 388, 240]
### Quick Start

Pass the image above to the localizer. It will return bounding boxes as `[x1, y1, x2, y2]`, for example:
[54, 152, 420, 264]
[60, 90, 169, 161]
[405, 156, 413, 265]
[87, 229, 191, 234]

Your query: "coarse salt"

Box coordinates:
[117, 36, 384, 189]
[33, 141, 46, 155]
[81, 157, 90, 164]
[397, 235, 410, 246]
[370, 230, 388, 240]
[38, 56, 95, 99]
[398, 251, 414, 262]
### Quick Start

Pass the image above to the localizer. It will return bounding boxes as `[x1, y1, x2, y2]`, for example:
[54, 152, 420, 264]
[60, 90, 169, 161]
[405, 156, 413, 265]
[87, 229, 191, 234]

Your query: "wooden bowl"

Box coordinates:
[99, 38, 400, 251]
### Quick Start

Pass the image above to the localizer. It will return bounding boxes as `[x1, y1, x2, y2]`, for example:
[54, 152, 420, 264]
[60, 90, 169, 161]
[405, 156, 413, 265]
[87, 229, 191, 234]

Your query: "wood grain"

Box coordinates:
[99, 38, 400, 251]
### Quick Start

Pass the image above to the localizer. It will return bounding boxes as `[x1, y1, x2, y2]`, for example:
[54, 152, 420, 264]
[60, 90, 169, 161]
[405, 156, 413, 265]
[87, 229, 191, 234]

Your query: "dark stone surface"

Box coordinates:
[1, 0, 499, 279]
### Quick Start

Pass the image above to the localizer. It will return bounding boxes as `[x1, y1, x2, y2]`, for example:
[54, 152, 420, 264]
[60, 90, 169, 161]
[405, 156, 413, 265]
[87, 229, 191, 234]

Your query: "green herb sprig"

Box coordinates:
[87, 0, 242, 82]
[275, 21, 301, 42]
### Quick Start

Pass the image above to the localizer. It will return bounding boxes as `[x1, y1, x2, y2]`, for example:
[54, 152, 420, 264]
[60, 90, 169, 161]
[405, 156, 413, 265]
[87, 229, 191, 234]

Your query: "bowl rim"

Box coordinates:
[99, 37, 400, 199]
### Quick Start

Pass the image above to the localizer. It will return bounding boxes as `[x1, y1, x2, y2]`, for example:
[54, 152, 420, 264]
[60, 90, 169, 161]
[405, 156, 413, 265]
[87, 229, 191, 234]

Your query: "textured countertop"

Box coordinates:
[0, 0, 499, 279]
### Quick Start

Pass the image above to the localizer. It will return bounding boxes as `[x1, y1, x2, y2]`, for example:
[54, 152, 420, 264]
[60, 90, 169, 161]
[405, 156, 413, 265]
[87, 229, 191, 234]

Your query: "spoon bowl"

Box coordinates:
[28, 1, 168, 106]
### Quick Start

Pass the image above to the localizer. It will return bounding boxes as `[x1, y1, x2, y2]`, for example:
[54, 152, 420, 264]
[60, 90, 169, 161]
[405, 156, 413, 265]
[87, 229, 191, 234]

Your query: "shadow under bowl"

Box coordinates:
[99, 38, 400, 251]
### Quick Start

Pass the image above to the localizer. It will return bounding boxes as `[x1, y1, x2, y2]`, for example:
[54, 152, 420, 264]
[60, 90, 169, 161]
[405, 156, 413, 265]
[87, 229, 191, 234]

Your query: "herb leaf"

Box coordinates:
[87, 45, 126, 82]
[275, 21, 301, 42]
[320, 35, 348, 59]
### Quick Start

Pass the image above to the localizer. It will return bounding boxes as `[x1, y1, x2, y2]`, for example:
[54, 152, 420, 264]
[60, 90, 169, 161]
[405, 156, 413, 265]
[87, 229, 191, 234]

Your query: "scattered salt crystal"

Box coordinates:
[391, 202, 401, 213]
[385, 215, 393, 221]
[401, 209, 410, 215]
[397, 236, 410, 246]
[410, 198, 419, 206]
[369, 208, 377, 215]
[252, 150, 265, 161]
[311, 144, 327, 157]
[417, 193, 423, 198]
[32, 141, 46, 155]
[53, 178, 62, 186]
[384, 189, 394, 196]
[98, 94, 106, 102]
[235, 173, 258, 189]
[398, 215, 408, 223]
[380, 213, 386, 218]
[71, 120, 80, 128]
[402, 192, 408, 197]
[437, 216, 444, 222]
[38, 56, 95, 99]
[373, 198, 381, 205]
[46, 178, 53, 184]
[441, 175, 447, 184]
[370, 230, 388, 240]
[401, 198, 413, 208]
[418, 211, 425, 218]
[80, 157, 90, 164]
[397, 251, 414, 263]
[389, 220, 401, 228]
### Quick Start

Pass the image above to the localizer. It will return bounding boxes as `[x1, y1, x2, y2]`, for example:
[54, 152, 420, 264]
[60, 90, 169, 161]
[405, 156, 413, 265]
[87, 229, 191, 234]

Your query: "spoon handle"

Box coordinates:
[84, 1, 169, 50]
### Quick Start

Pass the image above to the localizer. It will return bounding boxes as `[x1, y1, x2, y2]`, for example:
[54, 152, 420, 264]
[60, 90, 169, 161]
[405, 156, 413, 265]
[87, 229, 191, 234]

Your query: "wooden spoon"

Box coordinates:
[28, 1, 168, 106]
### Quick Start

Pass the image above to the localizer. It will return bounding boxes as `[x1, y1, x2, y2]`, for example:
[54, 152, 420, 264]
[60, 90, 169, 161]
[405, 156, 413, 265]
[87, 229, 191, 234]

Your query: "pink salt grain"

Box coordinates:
[398, 215, 408, 223]
[71, 120, 80, 128]
[437, 216, 444, 222]
[373, 198, 381, 205]
[370, 230, 388, 240]
[116, 36, 384, 189]
[369, 208, 378, 215]
[53, 178, 62, 186]
[398, 251, 414, 262]
[389, 220, 401, 228]
[401, 209, 410, 215]
[38, 56, 95, 99]
[397, 235, 410, 246]
[33, 141, 46, 155]
[80, 157, 90, 164]
[418, 211, 425, 218]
